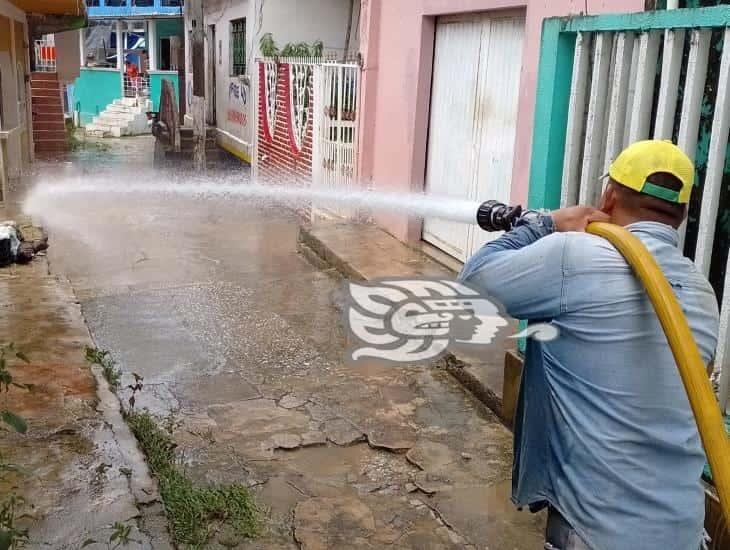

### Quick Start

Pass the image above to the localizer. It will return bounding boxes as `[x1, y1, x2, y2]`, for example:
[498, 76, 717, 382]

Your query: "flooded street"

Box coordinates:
[19, 136, 544, 548]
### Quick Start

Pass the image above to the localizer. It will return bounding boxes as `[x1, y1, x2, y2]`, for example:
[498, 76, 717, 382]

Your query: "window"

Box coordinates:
[230, 18, 246, 76]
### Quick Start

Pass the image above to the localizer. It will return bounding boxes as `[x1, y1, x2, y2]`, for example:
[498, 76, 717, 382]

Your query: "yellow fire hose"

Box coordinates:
[586, 222, 730, 525]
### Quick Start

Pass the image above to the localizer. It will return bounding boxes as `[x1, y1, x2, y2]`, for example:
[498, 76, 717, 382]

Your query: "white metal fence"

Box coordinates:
[123, 74, 150, 100]
[34, 38, 56, 72]
[255, 57, 361, 218]
[559, 28, 730, 411]
[312, 61, 360, 218]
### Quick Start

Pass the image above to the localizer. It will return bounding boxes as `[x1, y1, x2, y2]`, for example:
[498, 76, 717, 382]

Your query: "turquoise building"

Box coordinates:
[71, 0, 184, 127]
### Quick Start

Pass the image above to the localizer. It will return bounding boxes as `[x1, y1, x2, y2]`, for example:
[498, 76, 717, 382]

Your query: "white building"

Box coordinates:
[184, 0, 358, 163]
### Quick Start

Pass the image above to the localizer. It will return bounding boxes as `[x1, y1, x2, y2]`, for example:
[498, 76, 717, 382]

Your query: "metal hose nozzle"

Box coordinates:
[476, 200, 523, 232]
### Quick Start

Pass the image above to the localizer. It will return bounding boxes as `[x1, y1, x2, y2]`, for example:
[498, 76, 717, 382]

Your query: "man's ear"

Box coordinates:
[599, 183, 616, 214]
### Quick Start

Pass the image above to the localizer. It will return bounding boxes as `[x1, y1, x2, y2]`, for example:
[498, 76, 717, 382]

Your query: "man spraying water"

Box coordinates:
[459, 141, 720, 550]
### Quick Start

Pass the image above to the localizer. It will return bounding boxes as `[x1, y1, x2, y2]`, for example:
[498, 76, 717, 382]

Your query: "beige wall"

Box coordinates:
[55, 30, 80, 83]
[0, 0, 30, 176]
[0, 16, 11, 52]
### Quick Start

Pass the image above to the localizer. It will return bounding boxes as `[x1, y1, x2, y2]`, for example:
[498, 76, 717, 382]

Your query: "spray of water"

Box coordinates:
[23, 172, 481, 226]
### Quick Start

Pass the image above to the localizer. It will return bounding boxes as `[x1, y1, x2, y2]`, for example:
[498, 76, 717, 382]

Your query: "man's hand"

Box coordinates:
[551, 206, 611, 232]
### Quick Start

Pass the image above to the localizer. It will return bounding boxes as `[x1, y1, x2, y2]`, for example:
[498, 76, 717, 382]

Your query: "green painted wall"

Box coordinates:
[149, 72, 179, 112]
[528, 18, 575, 211]
[154, 18, 184, 70]
[73, 68, 122, 126]
[157, 18, 183, 39]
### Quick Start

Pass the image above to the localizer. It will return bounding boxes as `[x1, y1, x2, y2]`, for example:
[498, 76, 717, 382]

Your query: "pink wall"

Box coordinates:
[358, 0, 644, 243]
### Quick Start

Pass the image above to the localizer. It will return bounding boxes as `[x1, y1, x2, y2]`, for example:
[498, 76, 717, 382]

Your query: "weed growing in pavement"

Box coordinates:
[81, 520, 136, 549]
[0, 344, 31, 435]
[0, 344, 31, 548]
[126, 373, 144, 411]
[84, 347, 122, 390]
[125, 411, 260, 548]
[86, 346, 260, 547]
[0, 492, 29, 549]
[66, 125, 111, 153]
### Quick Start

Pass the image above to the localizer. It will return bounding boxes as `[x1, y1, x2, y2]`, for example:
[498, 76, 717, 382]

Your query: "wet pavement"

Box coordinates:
[20, 136, 545, 548]
[0, 214, 170, 549]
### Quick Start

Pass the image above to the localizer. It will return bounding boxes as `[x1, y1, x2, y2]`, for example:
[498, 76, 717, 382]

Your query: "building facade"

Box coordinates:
[357, 0, 644, 261]
[184, 0, 358, 163]
[71, 0, 184, 134]
[0, 0, 85, 196]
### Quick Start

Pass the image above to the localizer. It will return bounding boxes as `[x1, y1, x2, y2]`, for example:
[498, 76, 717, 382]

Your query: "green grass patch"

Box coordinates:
[126, 411, 260, 548]
[84, 346, 122, 390]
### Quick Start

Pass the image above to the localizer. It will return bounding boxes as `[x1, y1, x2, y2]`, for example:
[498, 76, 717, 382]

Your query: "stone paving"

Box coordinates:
[12, 136, 545, 548]
[0, 213, 171, 549]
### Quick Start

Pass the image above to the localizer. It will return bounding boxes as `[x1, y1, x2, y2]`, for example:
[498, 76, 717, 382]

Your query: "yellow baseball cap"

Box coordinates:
[608, 140, 695, 204]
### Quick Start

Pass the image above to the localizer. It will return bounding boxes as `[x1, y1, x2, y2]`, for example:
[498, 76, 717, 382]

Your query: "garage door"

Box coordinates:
[422, 13, 525, 261]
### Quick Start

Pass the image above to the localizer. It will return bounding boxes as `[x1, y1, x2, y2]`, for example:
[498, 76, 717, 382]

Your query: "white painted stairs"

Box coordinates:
[85, 97, 153, 138]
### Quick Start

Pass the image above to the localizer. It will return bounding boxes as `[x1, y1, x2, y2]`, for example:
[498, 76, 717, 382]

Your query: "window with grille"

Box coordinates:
[230, 18, 246, 76]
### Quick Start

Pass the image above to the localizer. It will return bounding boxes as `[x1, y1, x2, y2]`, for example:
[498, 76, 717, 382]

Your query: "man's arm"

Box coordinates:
[458, 206, 609, 320]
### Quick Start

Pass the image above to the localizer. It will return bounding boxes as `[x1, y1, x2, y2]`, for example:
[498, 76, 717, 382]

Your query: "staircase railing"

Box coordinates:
[34, 39, 56, 73]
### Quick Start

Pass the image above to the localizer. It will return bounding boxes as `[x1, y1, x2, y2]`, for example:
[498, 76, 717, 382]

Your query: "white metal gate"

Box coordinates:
[423, 14, 525, 261]
[556, 24, 730, 412]
[312, 61, 360, 218]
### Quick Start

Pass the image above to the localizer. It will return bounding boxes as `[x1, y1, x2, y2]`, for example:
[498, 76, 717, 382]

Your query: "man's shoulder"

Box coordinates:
[560, 231, 620, 258]
[554, 231, 635, 276]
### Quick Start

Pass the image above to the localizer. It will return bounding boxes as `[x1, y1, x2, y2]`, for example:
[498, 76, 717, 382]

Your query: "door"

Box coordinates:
[423, 14, 525, 261]
[206, 24, 216, 125]
[312, 62, 360, 219]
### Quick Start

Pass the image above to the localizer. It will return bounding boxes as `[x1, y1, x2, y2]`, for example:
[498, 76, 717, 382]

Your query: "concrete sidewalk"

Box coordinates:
[298, 220, 521, 424]
[0, 211, 171, 549]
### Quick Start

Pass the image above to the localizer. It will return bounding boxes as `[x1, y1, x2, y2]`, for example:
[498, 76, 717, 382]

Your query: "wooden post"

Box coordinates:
[188, 0, 206, 170]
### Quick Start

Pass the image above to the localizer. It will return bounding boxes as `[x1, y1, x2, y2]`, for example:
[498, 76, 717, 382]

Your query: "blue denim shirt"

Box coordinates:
[459, 216, 719, 550]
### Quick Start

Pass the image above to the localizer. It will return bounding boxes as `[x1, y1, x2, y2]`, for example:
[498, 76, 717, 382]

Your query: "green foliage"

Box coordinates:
[84, 347, 122, 390]
[0, 344, 30, 548]
[109, 522, 132, 548]
[80, 521, 134, 549]
[0, 344, 31, 435]
[311, 40, 324, 58]
[0, 493, 29, 550]
[126, 411, 260, 548]
[126, 373, 143, 411]
[260, 33, 324, 58]
[0, 413, 26, 436]
[259, 33, 278, 58]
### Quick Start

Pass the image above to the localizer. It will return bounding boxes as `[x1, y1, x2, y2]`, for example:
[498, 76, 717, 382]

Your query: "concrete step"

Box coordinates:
[85, 122, 112, 133]
[96, 113, 136, 125]
[180, 127, 217, 139]
[30, 72, 59, 82]
[114, 97, 142, 108]
[31, 95, 62, 107]
[31, 87, 61, 98]
[33, 120, 65, 132]
[86, 121, 130, 138]
[106, 105, 144, 115]
[34, 139, 69, 152]
[30, 79, 61, 91]
[34, 129, 67, 141]
[32, 111, 64, 123]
